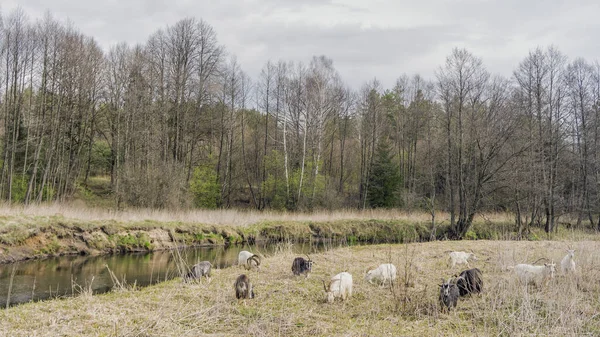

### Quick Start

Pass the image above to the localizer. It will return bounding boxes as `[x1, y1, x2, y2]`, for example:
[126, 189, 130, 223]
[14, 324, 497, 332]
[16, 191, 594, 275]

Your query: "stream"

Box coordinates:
[0, 241, 338, 308]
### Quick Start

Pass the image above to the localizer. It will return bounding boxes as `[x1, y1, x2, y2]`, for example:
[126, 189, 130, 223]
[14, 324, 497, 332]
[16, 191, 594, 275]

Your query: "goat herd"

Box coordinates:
[182, 247, 578, 312]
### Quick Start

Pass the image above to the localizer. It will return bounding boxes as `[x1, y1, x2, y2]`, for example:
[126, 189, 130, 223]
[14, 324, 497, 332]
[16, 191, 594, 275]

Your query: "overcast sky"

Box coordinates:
[3, 0, 599, 89]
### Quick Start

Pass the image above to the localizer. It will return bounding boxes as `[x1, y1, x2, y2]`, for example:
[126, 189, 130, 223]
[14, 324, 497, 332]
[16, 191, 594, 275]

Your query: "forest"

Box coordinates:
[1, 8, 600, 238]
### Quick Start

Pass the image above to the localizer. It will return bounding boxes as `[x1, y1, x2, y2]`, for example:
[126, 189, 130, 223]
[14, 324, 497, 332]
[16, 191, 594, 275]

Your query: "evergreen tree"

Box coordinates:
[367, 140, 401, 208]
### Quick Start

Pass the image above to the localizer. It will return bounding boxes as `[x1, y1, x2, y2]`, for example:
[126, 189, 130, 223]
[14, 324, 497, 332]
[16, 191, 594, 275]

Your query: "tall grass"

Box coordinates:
[0, 201, 514, 226]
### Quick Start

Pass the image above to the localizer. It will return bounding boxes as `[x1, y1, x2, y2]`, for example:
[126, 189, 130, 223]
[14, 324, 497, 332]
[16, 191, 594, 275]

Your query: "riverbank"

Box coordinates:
[0, 210, 595, 264]
[2, 240, 598, 336]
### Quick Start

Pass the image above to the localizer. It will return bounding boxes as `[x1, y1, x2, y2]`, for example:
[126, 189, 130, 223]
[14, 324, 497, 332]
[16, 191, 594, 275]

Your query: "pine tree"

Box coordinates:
[367, 140, 401, 208]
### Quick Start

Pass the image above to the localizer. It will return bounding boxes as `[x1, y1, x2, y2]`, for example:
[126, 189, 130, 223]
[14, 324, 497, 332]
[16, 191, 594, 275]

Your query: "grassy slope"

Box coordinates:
[2, 240, 599, 336]
[2, 204, 596, 264]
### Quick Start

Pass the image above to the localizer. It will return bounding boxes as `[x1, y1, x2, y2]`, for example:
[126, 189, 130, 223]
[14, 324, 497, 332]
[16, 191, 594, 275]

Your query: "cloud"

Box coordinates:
[2, 0, 599, 89]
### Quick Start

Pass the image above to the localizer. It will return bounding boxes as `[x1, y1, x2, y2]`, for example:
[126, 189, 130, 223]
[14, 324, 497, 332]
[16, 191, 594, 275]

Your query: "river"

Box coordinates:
[0, 240, 338, 307]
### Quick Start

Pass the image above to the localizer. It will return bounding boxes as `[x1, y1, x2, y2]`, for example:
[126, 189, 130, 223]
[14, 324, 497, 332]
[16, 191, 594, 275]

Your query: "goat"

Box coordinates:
[322, 272, 352, 303]
[364, 263, 397, 286]
[561, 249, 576, 275]
[238, 250, 261, 272]
[448, 251, 477, 268]
[184, 261, 212, 282]
[513, 263, 556, 287]
[234, 274, 255, 300]
[439, 278, 460, 312]
[455, 268, 483, 296]
[291, 256, 313, 278]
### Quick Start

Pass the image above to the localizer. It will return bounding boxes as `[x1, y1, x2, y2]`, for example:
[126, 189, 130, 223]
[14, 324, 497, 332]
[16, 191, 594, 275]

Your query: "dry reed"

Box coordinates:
[0, 202, 514, 227]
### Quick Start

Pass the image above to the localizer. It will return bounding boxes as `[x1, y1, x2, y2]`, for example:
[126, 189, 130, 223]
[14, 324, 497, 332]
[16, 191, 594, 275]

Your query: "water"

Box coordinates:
[0, 241, 335, 308]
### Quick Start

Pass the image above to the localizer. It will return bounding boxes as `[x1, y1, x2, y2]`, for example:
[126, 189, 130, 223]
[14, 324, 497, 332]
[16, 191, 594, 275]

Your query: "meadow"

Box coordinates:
[2, 239, 599, 336]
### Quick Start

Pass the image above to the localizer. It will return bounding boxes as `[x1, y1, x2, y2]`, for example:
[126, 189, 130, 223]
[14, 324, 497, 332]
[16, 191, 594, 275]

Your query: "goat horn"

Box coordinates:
[531, 257, 549, 265]
[321, 279, 328, 292]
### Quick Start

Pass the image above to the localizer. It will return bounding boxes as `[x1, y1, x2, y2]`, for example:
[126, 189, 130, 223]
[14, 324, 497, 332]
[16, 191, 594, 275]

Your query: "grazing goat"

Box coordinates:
[448, 251, 477, 268]
[364, 263, 397, 286]
[291, 256, 313, 277]
[322, 272, 353, 303]
[561, 249, 576, 275]
[513, 263, 556, 287]
[238, 250, 261, 272]
[184, 261, 212, 282]
[439, 278, 460, 312]
[234, 274, 255, 300]
[455, 268, 483, 296]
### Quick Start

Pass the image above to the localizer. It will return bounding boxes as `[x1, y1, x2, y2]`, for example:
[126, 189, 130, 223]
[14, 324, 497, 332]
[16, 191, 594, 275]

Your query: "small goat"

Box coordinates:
[364, 263, 397, 286]
[455, 268, 483, 296]
[238, 250, 261, 272]
[561, 249, 576, 275]
[439, 278, 460, 312]
[513, 263, 556, 287]
[234, 274, 255, 300]
[322, 272, 353, 303]
[291, 256, 313, 277]
[448, 251, 477, 268]
[184, 261, 212, 282]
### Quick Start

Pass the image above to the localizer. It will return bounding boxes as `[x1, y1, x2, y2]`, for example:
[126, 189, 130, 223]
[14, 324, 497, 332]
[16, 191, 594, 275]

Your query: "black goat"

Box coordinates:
[455, 268, 483, 296]
[235, 274, 255, 300]
[439, 278, 460, 312]
[291, 256, 313, 277]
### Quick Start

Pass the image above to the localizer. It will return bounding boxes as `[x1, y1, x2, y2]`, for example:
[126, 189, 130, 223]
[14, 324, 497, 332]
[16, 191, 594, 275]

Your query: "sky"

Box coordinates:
[2, 0, 599, 89]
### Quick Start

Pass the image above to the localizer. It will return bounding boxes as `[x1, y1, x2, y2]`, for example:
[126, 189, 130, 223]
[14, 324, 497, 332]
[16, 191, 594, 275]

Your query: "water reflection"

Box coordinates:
[0, 240, 340, 307]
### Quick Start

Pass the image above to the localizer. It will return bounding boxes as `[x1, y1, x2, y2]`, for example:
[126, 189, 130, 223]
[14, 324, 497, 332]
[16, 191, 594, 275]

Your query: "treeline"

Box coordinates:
[1, 9, 600, 237]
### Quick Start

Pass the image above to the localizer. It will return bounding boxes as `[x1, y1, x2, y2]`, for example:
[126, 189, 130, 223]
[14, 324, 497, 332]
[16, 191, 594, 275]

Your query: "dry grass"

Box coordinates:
[2, 240, 599, 336]
[0, 202, 515, 227]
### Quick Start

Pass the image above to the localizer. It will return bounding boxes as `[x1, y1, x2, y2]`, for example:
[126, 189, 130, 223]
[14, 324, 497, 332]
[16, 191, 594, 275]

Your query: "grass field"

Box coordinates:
[2, 239, 599, 336]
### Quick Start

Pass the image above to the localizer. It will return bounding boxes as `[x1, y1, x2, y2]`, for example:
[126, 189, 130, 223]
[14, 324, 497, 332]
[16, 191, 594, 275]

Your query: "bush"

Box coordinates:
[190, 165, 220, 209]
[89, 141, 112, 176]
[464, 230, 478, 240]
[10, 174, 28, 202]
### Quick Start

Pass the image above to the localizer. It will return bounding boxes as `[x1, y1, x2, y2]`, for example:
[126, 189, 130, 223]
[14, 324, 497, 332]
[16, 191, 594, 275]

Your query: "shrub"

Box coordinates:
[190, 165, 220, 209]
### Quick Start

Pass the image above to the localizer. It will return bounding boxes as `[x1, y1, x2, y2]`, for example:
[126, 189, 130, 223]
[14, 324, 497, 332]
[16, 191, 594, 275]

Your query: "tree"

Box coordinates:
[437, 49, 520, 238]
[367, 140, 401, 208]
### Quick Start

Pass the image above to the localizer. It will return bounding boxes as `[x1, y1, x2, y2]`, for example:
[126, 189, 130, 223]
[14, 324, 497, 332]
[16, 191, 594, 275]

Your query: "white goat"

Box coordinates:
[448, 251, 477, 268]
[322, 272, 353, 303]
[238, 250, 261, 271]
[561, 249, 576, 275]
[513, 263, 556, 287]
[365, 263, 397, 286]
